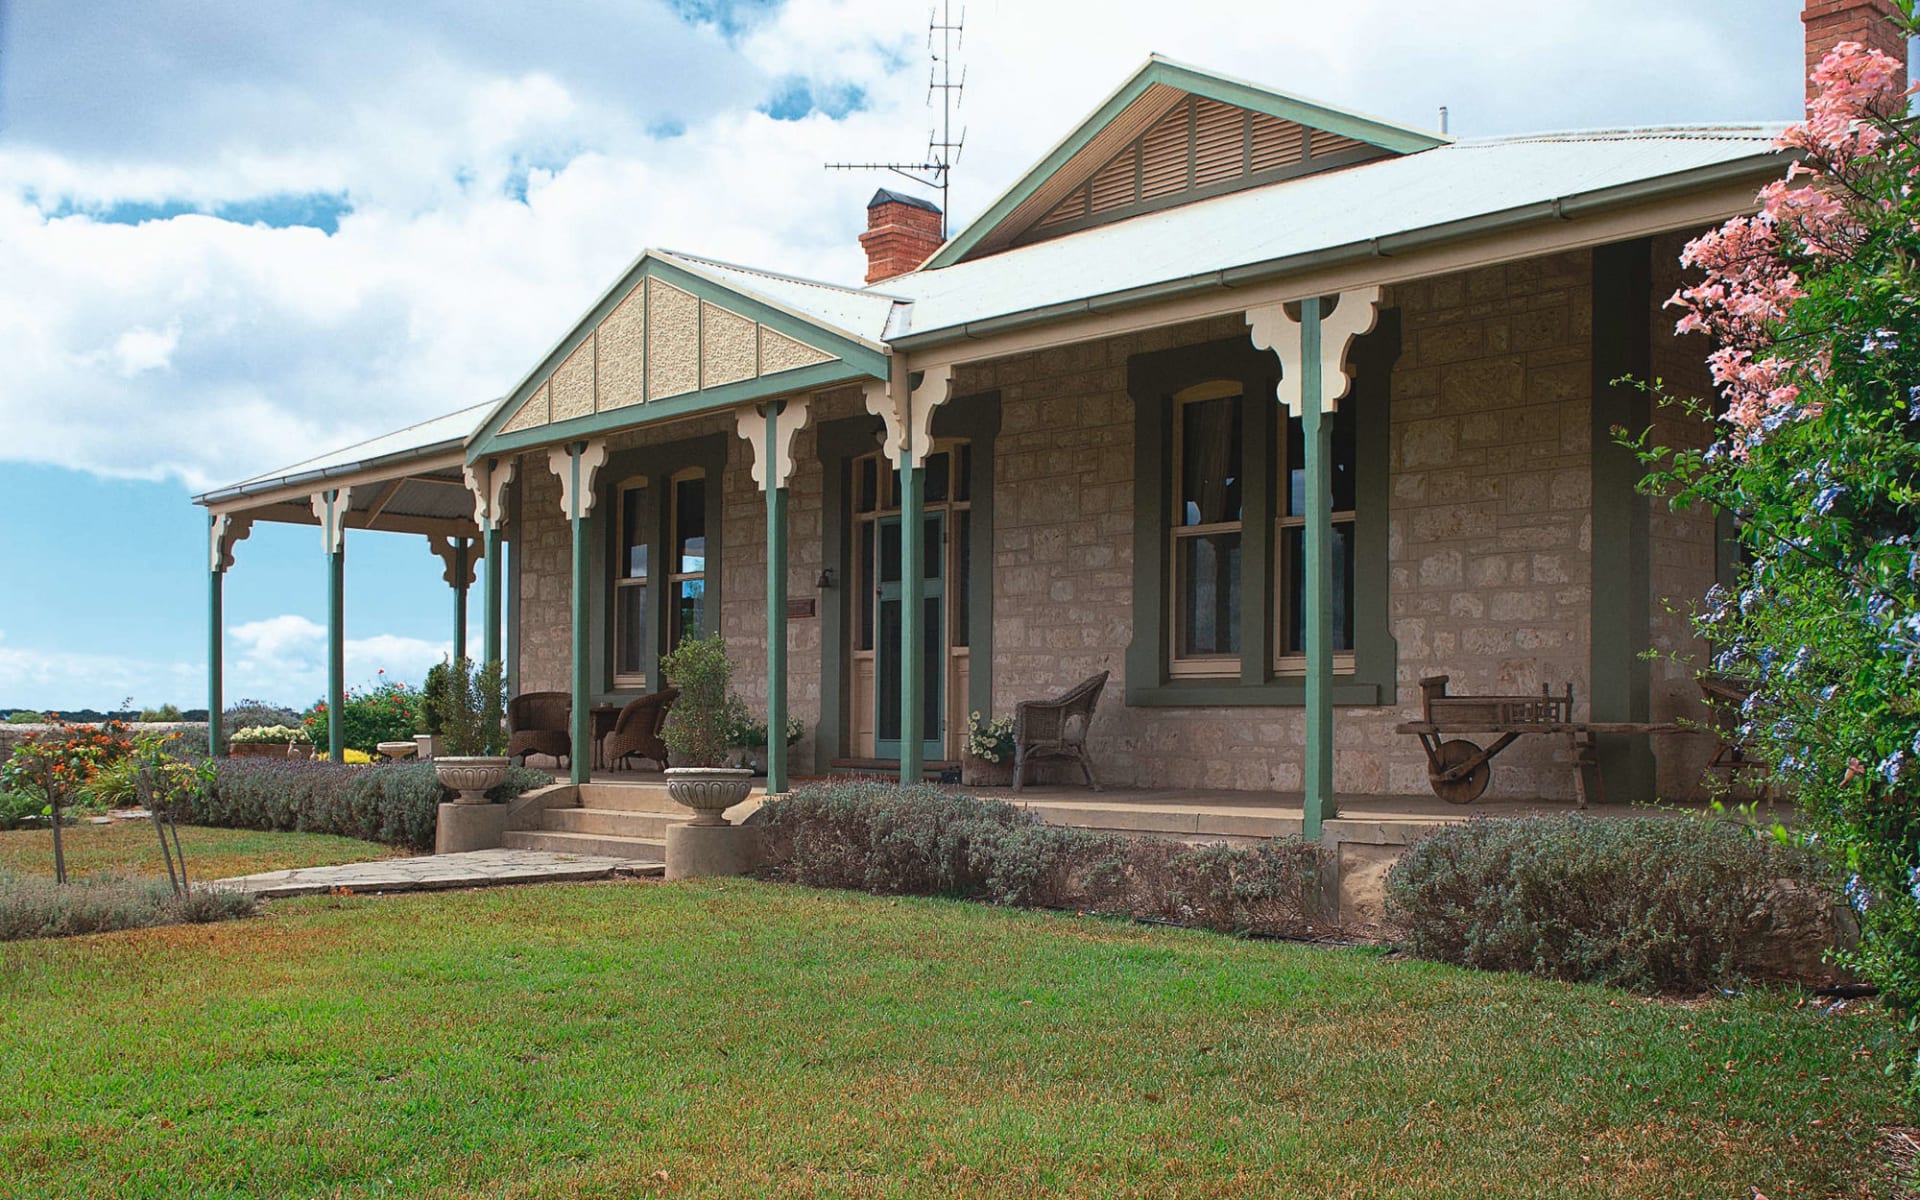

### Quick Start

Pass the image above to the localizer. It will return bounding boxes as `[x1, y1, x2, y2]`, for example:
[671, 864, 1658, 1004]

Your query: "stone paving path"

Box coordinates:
[213, 849, 663, 899]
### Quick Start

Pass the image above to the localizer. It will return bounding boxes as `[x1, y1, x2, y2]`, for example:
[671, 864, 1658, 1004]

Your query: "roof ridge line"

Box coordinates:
[661, 249, 904, 300]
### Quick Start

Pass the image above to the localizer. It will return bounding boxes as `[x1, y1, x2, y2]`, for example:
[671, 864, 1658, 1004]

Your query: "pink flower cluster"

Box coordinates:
[1669, 41, 1911, 451]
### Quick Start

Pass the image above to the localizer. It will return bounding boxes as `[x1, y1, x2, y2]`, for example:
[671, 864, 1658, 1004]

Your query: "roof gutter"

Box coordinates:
[890, 153, 1784, 352]
[192, 439, 465, 507]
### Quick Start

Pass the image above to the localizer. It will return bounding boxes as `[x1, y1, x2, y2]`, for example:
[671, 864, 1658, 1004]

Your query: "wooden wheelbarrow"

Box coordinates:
[1395, 675, 1680, 805]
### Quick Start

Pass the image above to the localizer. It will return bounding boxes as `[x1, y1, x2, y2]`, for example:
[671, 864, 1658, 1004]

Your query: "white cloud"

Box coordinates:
[227, 615, 449, 705]
[0, 629, 201, 713]
[0, 1, 1805, 495]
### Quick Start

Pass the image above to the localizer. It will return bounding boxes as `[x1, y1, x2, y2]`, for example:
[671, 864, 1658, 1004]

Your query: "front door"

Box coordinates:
[873, 509, 945, 762]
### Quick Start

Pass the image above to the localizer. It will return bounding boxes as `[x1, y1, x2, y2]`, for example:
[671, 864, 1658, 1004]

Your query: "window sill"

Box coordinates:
[1125, 679, 1385, 708]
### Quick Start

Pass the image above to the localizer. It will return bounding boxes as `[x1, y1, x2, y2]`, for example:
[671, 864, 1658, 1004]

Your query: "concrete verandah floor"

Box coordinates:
[560, 762, 1775, 844]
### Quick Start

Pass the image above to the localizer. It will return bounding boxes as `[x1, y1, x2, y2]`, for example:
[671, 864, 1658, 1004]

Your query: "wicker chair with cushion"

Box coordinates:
[1012, 670, 1110, 793]
[507, 690, 572, 768]
[604, 688, 678, 772]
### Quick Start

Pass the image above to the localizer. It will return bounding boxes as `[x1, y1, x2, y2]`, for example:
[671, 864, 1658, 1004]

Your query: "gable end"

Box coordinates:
[1018, 95, 1384, 247]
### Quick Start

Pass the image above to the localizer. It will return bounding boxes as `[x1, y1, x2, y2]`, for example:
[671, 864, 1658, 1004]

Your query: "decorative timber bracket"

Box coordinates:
[546, 440, 609, 520]
[1245, 285, 1383, 416]
[427, 534, 482, 588]
[309, 488, 352, 554]
[464, 457, 517, 532]
[209, 513, 253, 574]
[735, 397, 813, 492]
[862, 362, 953, 467]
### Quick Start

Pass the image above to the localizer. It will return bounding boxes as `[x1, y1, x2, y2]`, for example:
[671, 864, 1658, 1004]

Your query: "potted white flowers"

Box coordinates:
[427, 658, 509, 804]
[963, 712, 1015, 787]
[228, 724, 312, 760]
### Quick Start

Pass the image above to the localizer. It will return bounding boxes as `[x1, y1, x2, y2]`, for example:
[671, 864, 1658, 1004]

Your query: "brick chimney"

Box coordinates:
[1803, 0, 1907, 103]
[859, 188, 943, 284]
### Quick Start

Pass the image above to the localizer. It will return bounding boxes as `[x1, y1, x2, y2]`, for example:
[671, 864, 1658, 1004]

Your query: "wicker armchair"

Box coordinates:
[507, 691, 571, 768]
[604, 688, 678, 772]
[1012, 670, 1110, 793]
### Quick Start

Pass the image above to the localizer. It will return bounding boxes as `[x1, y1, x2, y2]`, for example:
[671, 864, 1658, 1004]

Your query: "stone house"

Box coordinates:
[196, 2, 1895, 833]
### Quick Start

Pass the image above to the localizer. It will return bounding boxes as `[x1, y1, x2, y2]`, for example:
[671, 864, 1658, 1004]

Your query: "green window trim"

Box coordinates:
[1126, 324, 1400, 708]
[588, 432, 728, 705]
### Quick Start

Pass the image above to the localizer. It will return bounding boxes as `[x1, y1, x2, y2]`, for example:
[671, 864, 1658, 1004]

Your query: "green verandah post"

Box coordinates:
[568, 446, 591, 788]
[483, 524, 503, 670]
[323, 489, 347, 764]
[453, 538, 470, 663]
[898, 445, 925, 784]
[1299, 297, 1334, 842]
[765, 404, 789, 795]
[208, 518, 225, 758]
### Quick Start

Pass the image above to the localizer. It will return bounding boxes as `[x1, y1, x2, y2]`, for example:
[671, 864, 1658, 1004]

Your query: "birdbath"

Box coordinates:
[376, 741, 418, 761]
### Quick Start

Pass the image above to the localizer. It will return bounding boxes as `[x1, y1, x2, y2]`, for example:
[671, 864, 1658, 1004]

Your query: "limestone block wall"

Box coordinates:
[508, 242, 1724, 799]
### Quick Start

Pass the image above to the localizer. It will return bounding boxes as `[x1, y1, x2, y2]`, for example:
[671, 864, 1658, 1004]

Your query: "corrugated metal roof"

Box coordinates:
[880, 125, 1789, 338]
[198, 400, 494, 503]
[661, 250, 904, 345]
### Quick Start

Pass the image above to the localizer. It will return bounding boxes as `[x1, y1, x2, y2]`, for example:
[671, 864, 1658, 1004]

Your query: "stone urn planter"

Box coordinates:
[434, 756, 510, 804]
[665, 766, 754, 825]
[376, 740, 417, 761]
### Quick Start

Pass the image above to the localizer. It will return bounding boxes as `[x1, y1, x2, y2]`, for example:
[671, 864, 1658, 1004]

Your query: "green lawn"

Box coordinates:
[0, 879, 1902, 1199]
[0, 821, 399, 882]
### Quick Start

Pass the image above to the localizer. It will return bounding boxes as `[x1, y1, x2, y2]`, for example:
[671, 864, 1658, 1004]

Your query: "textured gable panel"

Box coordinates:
[646, 280, 700, 400]
[596, 288, 646, 410]
[501, 383, 549, 434]
[759, 327, 833, 375]
[550, 337, 596, 422]
[701, 300, 758, 386]
[471, 256, 869, 454]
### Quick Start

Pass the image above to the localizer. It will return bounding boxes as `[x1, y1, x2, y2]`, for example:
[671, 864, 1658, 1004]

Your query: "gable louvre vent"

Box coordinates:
[1027, 94, 1378, 241]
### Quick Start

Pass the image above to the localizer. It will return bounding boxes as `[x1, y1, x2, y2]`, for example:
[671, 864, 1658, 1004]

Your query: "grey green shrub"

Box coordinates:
[755, 780, 1328, 936]
[0, 870, 255, 942]
[185, 760, 553, 852]
[1385, 815, 1836, 993]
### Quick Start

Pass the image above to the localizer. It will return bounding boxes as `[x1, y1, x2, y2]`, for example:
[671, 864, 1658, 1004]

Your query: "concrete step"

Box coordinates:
[501, 829, 666, 861]
[576, 783, 680, 812]
[544, 807, 679, 839]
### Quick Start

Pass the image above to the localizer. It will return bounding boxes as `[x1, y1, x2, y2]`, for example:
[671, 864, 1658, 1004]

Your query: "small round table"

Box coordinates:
[589, 705, 621, 770]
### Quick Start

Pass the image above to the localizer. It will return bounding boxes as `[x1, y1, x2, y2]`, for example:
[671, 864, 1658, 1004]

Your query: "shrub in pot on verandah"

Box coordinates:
[660, 634, 753, 824]
[426, 658, 509, 803]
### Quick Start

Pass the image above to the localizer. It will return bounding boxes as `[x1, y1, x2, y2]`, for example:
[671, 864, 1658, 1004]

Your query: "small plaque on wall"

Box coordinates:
[786, 598, 817, 620]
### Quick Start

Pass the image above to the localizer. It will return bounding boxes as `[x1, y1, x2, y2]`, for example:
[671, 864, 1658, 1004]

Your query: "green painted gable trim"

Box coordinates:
[927, 56, 1448, 270]
[467, 253, 890, 463]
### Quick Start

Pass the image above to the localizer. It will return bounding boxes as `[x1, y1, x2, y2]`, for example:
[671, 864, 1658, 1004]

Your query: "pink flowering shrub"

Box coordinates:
[1637, 10, 1920, 1097]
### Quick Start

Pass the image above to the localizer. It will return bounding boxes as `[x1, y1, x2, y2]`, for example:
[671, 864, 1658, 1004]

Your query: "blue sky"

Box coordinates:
[0, 0, 1808, 709]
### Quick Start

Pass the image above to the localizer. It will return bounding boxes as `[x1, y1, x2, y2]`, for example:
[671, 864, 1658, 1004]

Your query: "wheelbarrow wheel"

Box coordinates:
[1429, 739, 1490, 804]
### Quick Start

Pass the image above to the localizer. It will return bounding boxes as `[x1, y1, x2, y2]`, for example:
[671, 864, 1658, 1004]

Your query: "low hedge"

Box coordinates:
[754, 780, 1330, 936]
[184, 760, 553, 853]
[1384, 814, 1838, 993]
[0, 871, 255, 942]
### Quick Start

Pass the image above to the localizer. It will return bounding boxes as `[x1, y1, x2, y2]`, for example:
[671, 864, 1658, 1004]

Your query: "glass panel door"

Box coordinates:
[874, 511, 945, 761]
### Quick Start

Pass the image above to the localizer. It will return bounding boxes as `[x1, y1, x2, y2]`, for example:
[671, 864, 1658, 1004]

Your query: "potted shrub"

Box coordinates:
[660, 634, 753, 824]
[415, 660, 449, 760]
[427, 658, 509, 804]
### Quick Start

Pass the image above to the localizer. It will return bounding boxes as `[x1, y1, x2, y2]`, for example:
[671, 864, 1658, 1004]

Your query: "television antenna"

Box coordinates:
[825, 2, 967, 236]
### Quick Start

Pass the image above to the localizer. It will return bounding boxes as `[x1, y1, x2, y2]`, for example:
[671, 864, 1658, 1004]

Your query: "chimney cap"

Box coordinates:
[868, 187, 942, 215]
